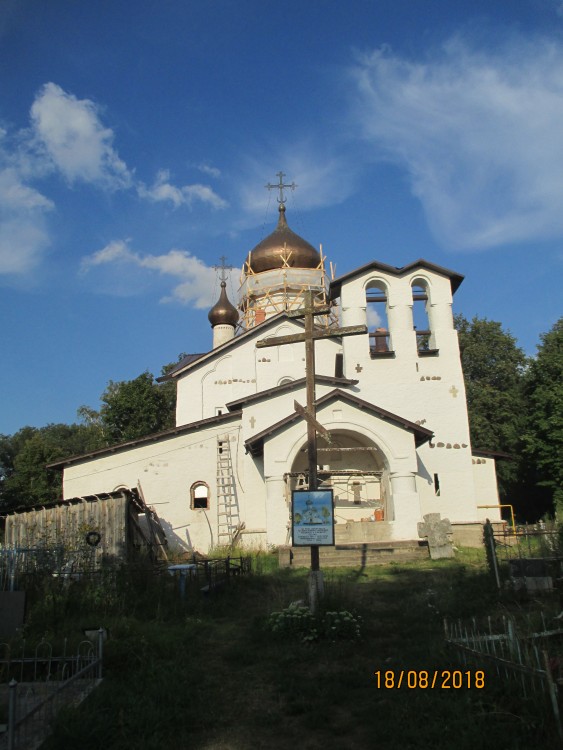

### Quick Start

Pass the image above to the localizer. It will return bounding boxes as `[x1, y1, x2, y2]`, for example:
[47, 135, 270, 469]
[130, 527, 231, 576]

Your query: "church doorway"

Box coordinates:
[284, 430, 391, 524]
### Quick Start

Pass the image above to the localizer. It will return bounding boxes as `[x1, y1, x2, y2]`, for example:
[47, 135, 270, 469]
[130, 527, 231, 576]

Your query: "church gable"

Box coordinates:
[245, 388, 433, 458]
[174, 315, 342, 425]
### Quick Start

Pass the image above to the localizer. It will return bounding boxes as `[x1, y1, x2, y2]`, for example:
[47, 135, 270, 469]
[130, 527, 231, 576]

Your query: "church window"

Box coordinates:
[433, 473, 440, 496]
[190, 481, 210, 510]
[366, 282, 392, 357]
[412, 281, 433, 354]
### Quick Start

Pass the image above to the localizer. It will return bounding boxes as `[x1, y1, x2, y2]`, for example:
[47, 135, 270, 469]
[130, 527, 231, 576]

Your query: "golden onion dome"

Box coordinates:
[208, 281, 239, 328]
[246, 204, 320, 273]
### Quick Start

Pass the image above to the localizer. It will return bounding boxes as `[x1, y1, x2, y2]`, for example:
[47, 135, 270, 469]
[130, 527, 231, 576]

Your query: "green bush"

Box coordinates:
[267, 603, 361, 643]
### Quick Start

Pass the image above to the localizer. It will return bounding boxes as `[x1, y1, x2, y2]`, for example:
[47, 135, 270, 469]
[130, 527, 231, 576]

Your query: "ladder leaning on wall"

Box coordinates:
[216, 435, 243, 546]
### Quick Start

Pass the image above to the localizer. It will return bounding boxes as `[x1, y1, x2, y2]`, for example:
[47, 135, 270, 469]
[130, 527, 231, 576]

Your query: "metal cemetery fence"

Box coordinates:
[0, 629, 104, 750]
[167, 555, 252, 597]
[0, 547, 72, 592]
[445, 615, 562, 741]
[483, 519, 562, 591]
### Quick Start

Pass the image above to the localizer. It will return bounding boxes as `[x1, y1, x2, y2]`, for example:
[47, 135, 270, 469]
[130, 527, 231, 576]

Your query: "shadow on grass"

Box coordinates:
[37, 555, 561, 750]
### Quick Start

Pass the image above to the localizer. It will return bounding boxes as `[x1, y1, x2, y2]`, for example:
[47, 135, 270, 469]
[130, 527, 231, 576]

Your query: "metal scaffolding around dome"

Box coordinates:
[238, 185, 338, 329]
[238, 244, 338, 330]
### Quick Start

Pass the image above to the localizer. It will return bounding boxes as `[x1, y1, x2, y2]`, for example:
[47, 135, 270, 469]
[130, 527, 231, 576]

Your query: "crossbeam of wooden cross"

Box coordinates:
[293, 400, 332, 442]
[256, 290, 367, 573]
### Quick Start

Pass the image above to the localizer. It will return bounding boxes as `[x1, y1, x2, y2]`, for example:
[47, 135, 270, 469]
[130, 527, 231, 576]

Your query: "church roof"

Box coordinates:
[245, 204, 320, 274]
[329, 259, 464, 299]
[244, 389, 434, 457]
[47, 411, 241, 470]
[208, 281, 239, 328]
[225, 375, 358, 412]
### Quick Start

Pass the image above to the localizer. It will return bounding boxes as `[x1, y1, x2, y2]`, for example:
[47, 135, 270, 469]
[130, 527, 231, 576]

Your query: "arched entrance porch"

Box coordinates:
[283, 429, 393, 525]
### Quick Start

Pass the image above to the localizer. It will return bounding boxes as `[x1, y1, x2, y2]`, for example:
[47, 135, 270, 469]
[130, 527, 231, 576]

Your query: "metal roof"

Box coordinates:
[329, 259, 464, 300]
[225, 375, 358, 412]
[46, 411, 241, 470]
[244, 388, 434, 456]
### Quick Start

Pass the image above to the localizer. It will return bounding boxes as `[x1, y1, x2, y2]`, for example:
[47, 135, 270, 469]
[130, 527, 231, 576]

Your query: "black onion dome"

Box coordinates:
[208, 281, 239, 327]
[246, 204, 320, 273]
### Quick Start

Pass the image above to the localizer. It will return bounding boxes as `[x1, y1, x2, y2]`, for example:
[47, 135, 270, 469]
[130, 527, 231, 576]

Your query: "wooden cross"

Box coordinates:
[256, 290, 366, 572]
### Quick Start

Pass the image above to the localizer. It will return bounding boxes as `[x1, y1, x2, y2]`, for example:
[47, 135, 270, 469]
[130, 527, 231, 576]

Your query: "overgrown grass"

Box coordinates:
[11, 549, 561, 749]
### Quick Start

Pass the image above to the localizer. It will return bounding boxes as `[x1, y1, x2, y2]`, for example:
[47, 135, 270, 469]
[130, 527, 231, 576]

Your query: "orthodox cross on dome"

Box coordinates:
[265, 171, 297, 208]
[213, 256, 233, 282]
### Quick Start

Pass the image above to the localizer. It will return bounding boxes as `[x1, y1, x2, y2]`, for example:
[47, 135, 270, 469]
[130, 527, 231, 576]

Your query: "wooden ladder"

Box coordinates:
[216, 435, 241, 546]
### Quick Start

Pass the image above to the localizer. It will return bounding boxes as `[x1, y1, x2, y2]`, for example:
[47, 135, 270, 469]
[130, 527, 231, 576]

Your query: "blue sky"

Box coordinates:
[1, 0, 562, 435]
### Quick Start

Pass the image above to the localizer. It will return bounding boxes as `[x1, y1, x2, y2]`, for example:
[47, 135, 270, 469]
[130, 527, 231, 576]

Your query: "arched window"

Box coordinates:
[366, 282, 392, 357]
[412, 280, 432, 353]
[190, 481, 210, 510]
[278, 377, 294, 386]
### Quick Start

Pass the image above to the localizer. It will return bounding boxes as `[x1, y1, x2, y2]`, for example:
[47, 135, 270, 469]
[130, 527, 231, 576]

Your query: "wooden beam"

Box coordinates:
[293, 400, 332, 442]
[256, 324, 366, 348]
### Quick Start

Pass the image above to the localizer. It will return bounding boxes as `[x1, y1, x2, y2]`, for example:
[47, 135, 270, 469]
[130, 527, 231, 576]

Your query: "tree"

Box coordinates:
[454, 314, 528, 506]
[97, 371, 173, 444]
[522, 318, 563, 517]
[0, 423, 103, 512]
[0, 356, 187, 514]
[77, 355, 187, 447]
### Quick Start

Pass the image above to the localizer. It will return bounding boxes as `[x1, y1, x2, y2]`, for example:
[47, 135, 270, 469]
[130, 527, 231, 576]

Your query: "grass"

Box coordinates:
[10, 548, 563, 749]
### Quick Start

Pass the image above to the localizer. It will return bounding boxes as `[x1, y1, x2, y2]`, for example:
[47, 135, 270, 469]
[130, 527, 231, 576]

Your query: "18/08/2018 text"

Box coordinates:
[374, 670, 485, 689]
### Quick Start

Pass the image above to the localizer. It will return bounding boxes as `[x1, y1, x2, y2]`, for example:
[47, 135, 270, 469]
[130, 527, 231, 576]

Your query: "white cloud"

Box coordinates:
[81, 239, 235, 307]
[0, 132, 54, 275]
[0, 83, 228, 277]
[138, 169, 228, 209]
[30, 82, 132, 188]
[81, 239, 136, 268]
[350, 36, 563, 250]
[0, 219, 50, 274]
[239, 148, 357, 217]
[29, 84, 228, 211]
[0, 167, 54, 212]
[198, 163, 221, 178]
[366, 306, 382, 329]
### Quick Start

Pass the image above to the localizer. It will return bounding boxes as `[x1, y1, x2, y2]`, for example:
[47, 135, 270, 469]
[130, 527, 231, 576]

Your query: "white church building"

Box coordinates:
[51, 187, 501, 553]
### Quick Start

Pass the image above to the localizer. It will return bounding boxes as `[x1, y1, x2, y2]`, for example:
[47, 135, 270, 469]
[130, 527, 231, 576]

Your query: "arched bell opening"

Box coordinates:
[284, 429, 393, 523]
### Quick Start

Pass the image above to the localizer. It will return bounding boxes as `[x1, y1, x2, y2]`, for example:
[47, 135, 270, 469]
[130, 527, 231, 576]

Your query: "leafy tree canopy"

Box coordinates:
[0, 423, 102, 512]
[1, 355, 187, 514]
[454, 314, 528, 501]
[522, 318, 563, 515]
[77, 354, 187, 447]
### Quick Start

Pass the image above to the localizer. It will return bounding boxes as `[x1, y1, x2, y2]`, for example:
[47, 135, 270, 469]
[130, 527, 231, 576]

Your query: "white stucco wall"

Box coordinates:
[472, 457, 502, 521]
[175, 319, 341, 426]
